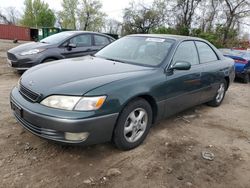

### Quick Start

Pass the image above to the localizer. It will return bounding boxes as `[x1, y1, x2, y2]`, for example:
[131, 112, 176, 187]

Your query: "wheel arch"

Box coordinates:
[40, 57, 60, 63]
[224, 76, 230, 90]
[120, 94, 158, 124]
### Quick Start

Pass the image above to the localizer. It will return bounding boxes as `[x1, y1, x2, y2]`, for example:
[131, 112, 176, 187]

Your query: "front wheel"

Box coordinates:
[207, 80, 227, 107]
[113, 98, 152, 150]
[42, 58, 56, 63]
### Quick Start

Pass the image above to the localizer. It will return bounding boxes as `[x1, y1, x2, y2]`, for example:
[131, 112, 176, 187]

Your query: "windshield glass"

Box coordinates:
[241, 53, 250, 60]
[95, 36, 174, 67]
[40, 32, 75, 44]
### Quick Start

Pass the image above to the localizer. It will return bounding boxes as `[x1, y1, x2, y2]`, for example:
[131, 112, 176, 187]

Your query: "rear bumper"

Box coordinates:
[235, 68, 250, 78]
[10, 88, 119, 145]
[234, 63, 250, 78]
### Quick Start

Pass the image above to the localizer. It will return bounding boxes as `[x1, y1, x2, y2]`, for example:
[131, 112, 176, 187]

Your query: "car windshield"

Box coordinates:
[40, 32, 75, 44]
[95, 36, 174, 67]
[241, 53, 250, 60]
[235, 51, 250, 60]
[219, 49, 241, 56]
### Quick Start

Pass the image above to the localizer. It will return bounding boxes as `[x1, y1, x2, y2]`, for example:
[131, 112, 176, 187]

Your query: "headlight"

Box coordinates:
[20, 49, 45, 56]
[40, 95, 106, 111]
[74, 96, 106, 111]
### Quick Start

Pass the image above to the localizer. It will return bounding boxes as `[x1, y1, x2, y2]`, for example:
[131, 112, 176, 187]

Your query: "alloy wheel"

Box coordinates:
[123, 108, 148, 143]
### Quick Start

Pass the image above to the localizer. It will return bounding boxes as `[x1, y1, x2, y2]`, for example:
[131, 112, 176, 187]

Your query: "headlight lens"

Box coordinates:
[40, 95, 106, 111]
[74, 96, 106, 111]
[41, 96, 81, 110]
[20, 49, 45, 56]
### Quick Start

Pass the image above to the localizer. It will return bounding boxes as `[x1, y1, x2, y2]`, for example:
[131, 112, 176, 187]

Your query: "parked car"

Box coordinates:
[220, 48, 250, 83]
[10, 34, 235, 150]
[7, 31, 115, 71]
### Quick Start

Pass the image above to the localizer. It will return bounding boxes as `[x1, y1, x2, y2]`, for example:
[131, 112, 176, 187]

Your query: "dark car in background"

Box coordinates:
[220, 49, 250, 83]
[7, 31, 115, 70]
[10, 34, 235, 150]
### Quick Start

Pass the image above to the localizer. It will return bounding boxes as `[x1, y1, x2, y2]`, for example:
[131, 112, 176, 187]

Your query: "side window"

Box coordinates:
[70, 35, 92, 47]
[195, 41, 218, 63]
[94, 35, 110, 46]
[172, 41, 199, 66]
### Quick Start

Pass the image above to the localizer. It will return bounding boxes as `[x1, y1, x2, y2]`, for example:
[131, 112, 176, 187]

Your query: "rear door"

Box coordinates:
[195, 41, 223, 103]
[164, 41, 203, 117]
[62, 34, 94, 58]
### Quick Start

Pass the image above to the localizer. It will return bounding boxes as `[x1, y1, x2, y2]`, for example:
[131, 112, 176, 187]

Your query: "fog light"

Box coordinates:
[65, 132, 89, 141]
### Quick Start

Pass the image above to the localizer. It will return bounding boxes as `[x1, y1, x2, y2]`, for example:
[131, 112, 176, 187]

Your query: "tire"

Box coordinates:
[207, 79, 227, 107]
[113, 98, 153, 150]
[42, 58, 56, 63]
[242, 74, 249, 84]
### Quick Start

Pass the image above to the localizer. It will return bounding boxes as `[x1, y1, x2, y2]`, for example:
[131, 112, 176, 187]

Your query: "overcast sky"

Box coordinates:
[0, 0, 154, 21]
[1, 0, 249, 36]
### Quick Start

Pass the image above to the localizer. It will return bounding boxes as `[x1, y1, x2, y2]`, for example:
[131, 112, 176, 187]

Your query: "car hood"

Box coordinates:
[20, 56, 155, 97]
[8, 42, 53, 54]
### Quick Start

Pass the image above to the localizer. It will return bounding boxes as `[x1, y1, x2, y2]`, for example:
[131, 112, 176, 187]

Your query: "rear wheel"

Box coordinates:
[207, 79, 227, 107]
[242, 74, 249, 84]
[113, 98, 152, 150]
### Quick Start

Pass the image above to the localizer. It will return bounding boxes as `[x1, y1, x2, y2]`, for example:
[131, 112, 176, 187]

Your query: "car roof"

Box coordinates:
[128, 34, 202, 41]
[61, 31, 115, 39]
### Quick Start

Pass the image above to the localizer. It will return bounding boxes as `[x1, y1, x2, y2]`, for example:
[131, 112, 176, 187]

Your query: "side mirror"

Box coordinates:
[68, 43, 77, 48]
[67, 43, 77, 51]
[169, 61, 191, 71]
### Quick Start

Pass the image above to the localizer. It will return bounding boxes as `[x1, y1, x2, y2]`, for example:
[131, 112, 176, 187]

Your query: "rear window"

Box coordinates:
[94, 35, 110, 46]
[195, 41, 218, 63]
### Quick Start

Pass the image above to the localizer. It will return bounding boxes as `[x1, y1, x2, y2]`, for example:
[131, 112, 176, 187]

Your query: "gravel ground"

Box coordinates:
[0, 39, 250, 188]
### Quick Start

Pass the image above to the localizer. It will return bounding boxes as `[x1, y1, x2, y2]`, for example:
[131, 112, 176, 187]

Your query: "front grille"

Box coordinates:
[7, 52, 17, 61]
[19, 83, 41, 102]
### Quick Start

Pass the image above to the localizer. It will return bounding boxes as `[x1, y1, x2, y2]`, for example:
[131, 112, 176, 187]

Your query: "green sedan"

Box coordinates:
[10, 34, 235, 150]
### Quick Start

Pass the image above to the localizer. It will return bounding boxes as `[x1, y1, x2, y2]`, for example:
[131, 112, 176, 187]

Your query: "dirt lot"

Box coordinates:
[0, 39, 250, 188]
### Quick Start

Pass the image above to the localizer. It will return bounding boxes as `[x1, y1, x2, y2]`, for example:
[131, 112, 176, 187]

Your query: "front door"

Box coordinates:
[163, 41, 203, 117]
[62, 34, 94, 58]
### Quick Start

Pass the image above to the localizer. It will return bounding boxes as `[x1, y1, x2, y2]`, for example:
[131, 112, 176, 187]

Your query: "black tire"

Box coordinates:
[113, 98, 153, 150]
[42, 58, 56, 63]
[242, 74, 249, 84]
[207, 79, 227, 107]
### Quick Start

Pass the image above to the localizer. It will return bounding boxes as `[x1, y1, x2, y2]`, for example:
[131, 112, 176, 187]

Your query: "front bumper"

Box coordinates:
[10, 88, 119, 145]
[7, 52, 42, 70]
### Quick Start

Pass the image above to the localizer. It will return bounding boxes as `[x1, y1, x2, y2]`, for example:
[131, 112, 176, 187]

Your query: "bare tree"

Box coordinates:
[200, 0, 221, 32]
[6, 7, 20, 24]
[223, 0, 250, 44]
[103, 19, 122, 34]
[0, 11, 11, 24]
[174, 0, 201, 34]
[122, 0, 167, 35]
[0, 7, 20, 24]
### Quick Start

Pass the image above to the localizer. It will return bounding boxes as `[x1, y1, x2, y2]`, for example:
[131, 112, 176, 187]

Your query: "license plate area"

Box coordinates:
[11, 101, 23, 117]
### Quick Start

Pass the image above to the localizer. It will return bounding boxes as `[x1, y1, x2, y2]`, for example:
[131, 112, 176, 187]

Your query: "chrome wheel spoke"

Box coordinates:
[124, 108, 148, 143]
[137, 111, 145, 121]
[216, 83, 225, 103]
[124, 123, 133, 134]
[130, 129, 137, 141]
[130, 112, 137, 123]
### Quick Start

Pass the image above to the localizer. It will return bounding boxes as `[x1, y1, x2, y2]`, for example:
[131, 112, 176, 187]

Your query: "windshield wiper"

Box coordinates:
[104, 57, 126, 63]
